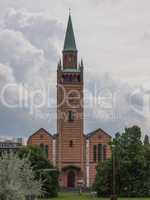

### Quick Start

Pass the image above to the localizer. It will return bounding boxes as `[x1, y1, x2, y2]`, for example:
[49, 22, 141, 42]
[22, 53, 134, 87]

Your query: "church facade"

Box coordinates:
[27, 14, 111, 188]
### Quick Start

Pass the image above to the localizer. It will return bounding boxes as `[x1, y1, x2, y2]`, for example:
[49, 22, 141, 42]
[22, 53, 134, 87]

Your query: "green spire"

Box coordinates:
[63, 13, 77, 52]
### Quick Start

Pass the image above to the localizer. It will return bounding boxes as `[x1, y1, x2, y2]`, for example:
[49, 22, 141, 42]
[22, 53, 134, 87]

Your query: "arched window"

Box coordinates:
[45, 145, 49, 158]
[98, 144, 108, 162]
[103, 145, 107, 160]
[98, 144, 103, 161]
[93, 145, 97, 162]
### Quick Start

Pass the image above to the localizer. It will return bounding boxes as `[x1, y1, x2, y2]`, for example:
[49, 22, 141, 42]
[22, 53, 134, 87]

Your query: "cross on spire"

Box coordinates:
[69, 8, 71, 15]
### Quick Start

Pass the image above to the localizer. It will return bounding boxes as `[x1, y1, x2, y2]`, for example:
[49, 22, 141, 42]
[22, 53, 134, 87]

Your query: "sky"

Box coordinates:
[0, 0, 150, 139]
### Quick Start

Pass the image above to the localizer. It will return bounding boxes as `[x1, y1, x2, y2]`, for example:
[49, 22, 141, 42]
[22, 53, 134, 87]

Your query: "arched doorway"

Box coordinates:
[67, 171, 75, 188]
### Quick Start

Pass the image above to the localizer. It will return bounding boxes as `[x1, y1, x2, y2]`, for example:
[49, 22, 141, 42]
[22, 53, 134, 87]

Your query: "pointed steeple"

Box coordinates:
[63, 13, 77, 52]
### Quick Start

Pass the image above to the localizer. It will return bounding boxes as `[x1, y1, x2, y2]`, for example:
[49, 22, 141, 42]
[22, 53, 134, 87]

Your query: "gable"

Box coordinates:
[86, 128, 111, 139]
[27, 128, 53, 144]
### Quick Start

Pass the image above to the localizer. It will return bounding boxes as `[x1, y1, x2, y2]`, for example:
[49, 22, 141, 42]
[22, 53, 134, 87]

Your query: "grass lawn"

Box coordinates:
[40, 192, 150, 200]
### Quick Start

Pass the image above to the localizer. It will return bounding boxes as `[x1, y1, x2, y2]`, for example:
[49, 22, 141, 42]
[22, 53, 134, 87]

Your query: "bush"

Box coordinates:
[19, 145, 59, 198]
[0, 153, 42, 200]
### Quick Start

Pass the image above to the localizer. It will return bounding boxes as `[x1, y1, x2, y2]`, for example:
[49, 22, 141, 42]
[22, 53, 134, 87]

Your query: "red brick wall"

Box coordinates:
[88, 130, 111, 185]
[57, 75, 84, 172]
[27, 128, 53, 161]
[27, 128, 112, 188]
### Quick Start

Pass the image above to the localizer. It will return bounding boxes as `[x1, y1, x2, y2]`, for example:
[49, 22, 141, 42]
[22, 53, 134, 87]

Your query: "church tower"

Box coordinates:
[57, 13, 84, 188]
[27, 13, 112, 189]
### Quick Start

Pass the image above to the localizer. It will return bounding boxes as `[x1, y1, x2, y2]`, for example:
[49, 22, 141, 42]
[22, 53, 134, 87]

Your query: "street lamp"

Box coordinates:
[110, 144, 117, 200]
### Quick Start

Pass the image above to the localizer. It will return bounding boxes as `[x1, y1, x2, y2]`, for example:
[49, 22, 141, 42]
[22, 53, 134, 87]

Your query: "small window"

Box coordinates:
[45, 145, 49, 158]
[103, 145, 107, 160]
[68, 111, 75, 122]
[69, 140, 73, 147]
[93, 145, 97, 162]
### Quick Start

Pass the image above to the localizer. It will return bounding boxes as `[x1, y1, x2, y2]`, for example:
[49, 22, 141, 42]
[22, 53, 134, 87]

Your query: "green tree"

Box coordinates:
[94, 126, 150, 197]
[94, 159, 112, 196]
[18, 145, 59, 197]
[0, 153, 42, 200]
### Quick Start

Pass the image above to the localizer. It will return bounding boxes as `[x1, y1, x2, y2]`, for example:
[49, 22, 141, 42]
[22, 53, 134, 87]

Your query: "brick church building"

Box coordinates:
[28, 14, 111, 188]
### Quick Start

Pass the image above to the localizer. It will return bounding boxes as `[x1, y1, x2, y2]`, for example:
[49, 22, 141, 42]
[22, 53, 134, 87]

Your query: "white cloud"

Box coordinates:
[0, 8, 61, 136]
[4, 8, 63, 60]
[84, 72, 148, 134]
[0, 3, 150, 137]
[0, 63, 15, 84]
[0, 29, 47, 83]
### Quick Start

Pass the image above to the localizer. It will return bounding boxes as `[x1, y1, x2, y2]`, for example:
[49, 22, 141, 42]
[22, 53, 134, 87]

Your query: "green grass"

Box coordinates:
[40, 192, 150, 200]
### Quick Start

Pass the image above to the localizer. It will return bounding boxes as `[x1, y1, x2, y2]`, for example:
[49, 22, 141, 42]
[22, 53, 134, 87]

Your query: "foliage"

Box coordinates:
[0, 153, 42, 200]
[18, 145, 59, 198]
[94, 126, 150, 197]
[94, 159, 112, 197]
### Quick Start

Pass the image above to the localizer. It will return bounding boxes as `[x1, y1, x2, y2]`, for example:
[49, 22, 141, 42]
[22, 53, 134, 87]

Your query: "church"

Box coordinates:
[27, 14, 111, 188]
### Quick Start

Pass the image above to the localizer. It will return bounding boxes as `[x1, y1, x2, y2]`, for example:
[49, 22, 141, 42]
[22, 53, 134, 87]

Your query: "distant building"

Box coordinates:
[0, 138, 23, 155]
[28, 14, 112, 188]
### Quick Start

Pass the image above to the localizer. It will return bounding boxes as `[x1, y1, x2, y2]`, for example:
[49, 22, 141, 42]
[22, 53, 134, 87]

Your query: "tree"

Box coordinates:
[94, 159, 112, 197]
[18, 145, 59, 197]
[94, 126, 150, 197]
[144, 135, 150, 145]
[0, 153, 42, 200]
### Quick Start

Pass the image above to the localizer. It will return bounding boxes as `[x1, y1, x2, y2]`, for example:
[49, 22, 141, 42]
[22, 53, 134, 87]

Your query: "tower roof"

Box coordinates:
[63, 14, 77, 52]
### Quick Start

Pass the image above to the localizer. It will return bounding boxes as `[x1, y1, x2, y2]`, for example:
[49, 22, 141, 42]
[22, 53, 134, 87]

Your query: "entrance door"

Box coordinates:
[67, 171, 75, 188]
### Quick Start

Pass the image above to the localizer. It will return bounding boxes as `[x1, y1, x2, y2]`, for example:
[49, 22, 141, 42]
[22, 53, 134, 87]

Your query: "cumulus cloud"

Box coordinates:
[0, 3, 150, 138]
[0, 29, 46, 83]
[4, 8, 63, 61]
[0, 8, 62, 137]
[84, 71, 150, 135]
